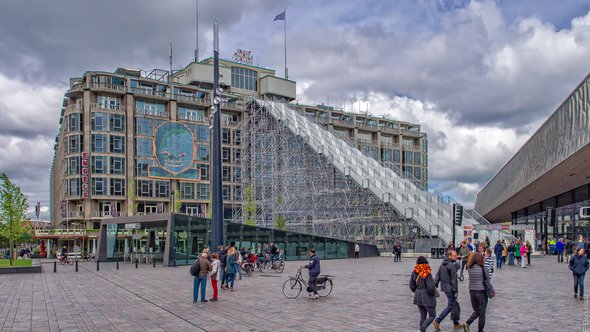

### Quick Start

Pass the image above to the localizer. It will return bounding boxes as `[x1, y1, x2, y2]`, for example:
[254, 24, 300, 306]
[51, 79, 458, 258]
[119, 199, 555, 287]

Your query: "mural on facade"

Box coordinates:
[149, 122, 200, 181]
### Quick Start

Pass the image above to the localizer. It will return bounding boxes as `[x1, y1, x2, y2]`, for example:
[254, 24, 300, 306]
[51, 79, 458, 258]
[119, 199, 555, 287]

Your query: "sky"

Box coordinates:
[1, 0, 590, 220]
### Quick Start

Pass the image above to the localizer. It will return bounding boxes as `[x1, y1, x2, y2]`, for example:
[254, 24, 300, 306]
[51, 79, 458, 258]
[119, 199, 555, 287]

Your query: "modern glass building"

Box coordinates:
[475, 73, 590, 241]
[96, 213, 379, 266]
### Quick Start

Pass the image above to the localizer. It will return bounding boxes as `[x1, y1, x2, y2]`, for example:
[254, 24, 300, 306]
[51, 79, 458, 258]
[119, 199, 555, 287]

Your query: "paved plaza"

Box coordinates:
[0, 255, 585, 331]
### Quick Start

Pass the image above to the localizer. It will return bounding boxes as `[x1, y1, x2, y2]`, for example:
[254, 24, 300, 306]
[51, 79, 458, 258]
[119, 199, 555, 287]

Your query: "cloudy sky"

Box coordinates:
[1, 0, 590, 220]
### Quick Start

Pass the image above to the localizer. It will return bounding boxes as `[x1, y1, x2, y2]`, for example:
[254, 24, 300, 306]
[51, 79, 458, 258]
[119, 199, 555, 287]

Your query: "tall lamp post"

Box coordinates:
[211, 21, 224, 251]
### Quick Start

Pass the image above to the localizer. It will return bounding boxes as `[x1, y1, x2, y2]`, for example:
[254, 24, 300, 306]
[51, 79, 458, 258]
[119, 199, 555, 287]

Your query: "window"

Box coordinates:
[136, 100, 165, 116]
[181, 182, 194, 199]
[197, 145, 209, 161]
[197, 183, 209, 200]
[198, 164, 209, 181]
[92, 177, 106, 195]
[135, 159, 152, 177]
[137, 180, 153, 197]
[413, 167, 421, 179]
[234, 149, 241, 162]
[234, 168, 242, 182]
[179, 107, 204, 122]
[92, 156, 106, 174]
[403, 151, 414, 164]
[68, 157, 80, 175]
[136, 117, 153, 136]
[231, 66, 258, 91]
[156, 181, 169, 198]
[110, 157, 125, 175]
[414, 152, 421, 165]
[234, 130, 241, 145]
[222, 166, 231, 181]
[393, 149, 401, 163]
[91, 112, 108, 131]
[91, 134, 107, 152]
[222, 185, 231, 200]
[381, 148, 392, 162]
[222, 129, 231, 144]
[195, 125, 210, 142]
[98, 95, 120, 110]
[68, 113, 81, 132]
[222, 147, 231, 163]
[110, 178, 125, 196]
[68, 135, 81, 153]
[110, 135, 125, 154]
[136, 138, 153, 157]
[110, 114, 125, 132]
[69, 178, 80, 196]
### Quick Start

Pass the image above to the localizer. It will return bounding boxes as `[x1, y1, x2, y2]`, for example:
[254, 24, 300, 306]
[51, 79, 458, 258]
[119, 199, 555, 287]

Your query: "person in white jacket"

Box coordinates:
[209, 253, 221, 302]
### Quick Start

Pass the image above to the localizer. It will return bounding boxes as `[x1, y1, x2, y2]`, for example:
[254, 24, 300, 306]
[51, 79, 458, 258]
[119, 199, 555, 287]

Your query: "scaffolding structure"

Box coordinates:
[233, 100, 428, 251]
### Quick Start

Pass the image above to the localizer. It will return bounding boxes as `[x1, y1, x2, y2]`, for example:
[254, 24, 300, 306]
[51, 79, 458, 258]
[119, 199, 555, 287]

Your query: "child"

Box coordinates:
[208, 253, 220, 301]
[484, 248, 494, 279]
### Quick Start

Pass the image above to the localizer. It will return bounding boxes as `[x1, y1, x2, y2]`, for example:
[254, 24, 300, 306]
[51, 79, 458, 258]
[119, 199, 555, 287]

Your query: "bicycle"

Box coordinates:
[59, 254, 73, 265]
[241, 262, 254, 277]
[282, 266, 333, 299]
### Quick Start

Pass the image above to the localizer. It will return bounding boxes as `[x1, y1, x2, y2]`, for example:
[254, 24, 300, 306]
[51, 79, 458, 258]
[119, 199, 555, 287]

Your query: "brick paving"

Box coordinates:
[0, 255, 585, 331]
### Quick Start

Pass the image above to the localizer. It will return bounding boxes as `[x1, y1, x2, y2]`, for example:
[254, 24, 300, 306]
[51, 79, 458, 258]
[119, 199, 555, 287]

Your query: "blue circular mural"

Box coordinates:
[153, 122, 196, 174]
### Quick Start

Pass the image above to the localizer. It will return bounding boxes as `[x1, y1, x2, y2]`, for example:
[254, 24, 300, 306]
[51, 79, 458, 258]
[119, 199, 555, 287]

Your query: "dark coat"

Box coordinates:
[305, 254, 321, 276]
[410, 271, 437, 307]
[494, 243, 503, 257]
[434, 258, 458, 294]
[569, 254, 590, 275]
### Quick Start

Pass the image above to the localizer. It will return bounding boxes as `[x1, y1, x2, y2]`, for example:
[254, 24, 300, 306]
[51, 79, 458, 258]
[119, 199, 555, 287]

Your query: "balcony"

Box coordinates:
[356, 123, 378, 131]
[379, 124, 399, 134]
[130, 87, 170, 100]
[175, 94, 209, 107]
[222, 118, 239, 126]
[358, 139, 378, 145]
[64, 104, 83, 115]
[90, 82, 127, 94]
[65, 82, 85, 97]
[64, 212, 84, 220]
[90, 211, 121, 219]
[90, 103, 126, 112]
[220, 100, 242, 112]
[135, 108, 169, 118]
[179, 113, 205, 122]
[332, 119, 354, 128]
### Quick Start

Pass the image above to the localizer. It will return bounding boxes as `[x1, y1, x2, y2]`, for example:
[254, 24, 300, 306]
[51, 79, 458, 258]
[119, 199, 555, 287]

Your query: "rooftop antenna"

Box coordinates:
[169, 43, 173, 82]
[195, 0, 199, 62]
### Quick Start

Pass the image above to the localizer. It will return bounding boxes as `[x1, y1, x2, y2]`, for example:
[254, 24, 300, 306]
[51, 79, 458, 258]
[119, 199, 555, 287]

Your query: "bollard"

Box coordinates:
[96, 261, 100, 271]
[153, 258, 156, 268]
[116, 259, 119, 270]
[75, 260, 78, 272]
[135, 261, 138, 269]
[53, 261, 57, 273]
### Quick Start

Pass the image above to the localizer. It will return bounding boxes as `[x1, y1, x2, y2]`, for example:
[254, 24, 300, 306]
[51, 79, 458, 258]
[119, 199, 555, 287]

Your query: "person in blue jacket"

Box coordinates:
[304, 248, 321, 299]
[494, 240, 503, 269]
[556, 238, 565, 263]
[569, 247, 590, 300]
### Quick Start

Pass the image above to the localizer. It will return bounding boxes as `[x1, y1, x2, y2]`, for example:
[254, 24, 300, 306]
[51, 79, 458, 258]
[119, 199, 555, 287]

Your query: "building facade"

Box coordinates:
[475, 73, 590, 242]
[50, 58, 429, 237]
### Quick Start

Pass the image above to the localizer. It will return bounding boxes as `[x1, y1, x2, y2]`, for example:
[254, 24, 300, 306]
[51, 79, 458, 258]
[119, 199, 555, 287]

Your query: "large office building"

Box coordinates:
[49, 55, 470, 255]
[475, 73, 590, 242]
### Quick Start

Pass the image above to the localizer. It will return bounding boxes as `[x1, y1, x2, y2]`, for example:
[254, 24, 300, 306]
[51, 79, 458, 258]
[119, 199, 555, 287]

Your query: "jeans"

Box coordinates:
[436, 291, 460, 325]
[527, 253, 531, 266]
[508, 253, 514, 265]
[226, 273, 235, 288]
[193, 276, 207, 302]
[460, 260, 467, 277]
[496, 256, 502, 269]
[236, 262, 242, 279]
[210, 278, 218, 300]
[557, 251, 564, 263]
[467, 290, 488, 332]
[308, 275, 318, 294]
[354, 251, 359, 259]
[417, 305, 436, 332]
[521, 255, 527, 267]
[219, 266, 226, 286]
[574, 273, 586, 297]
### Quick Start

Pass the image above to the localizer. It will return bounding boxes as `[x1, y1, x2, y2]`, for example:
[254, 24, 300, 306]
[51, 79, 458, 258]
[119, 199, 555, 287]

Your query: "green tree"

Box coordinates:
[127, 180, 138, 215]
[274, 214, 287, 231]
[0, 174, 30, 265]
[173, 190, 182, 213]
[244, 185, 256, 226]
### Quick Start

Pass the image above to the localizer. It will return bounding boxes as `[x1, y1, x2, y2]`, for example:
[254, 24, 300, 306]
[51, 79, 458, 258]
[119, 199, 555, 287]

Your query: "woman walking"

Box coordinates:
[507, 241, 515, 266]
[225, 247, 237, 290]
[409, 256, 437, 332]
[463, 253, 491, 332]
[569, 248, 589, 300]
[209, 253, 220, 301]
[520, 242, 528, 268]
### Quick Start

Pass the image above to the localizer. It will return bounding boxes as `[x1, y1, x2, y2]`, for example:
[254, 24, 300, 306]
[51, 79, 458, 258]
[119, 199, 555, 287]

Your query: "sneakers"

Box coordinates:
[313, 294, 320, 299]
[463, 322, 470, 332]
[433, 320, 440, 331]
[200, 299, 208, 303]
[209, 298, 218, 302]
[454, 323, 465, 329]
[308, 293, 314, 297]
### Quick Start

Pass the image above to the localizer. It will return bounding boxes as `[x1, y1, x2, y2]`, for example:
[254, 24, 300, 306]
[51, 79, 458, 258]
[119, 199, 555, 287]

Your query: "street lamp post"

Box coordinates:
[211, 21, 224, 252]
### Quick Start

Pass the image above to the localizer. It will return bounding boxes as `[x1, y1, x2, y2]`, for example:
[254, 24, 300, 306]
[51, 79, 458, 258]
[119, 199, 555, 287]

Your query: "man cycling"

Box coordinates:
[60, 246, 69, 264]
[269, 242, 280, 265]
[304, 248, 321, 299]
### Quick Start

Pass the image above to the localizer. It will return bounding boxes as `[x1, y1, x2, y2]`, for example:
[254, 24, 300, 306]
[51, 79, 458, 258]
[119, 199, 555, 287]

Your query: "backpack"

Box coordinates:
[190, 259, 201, 277]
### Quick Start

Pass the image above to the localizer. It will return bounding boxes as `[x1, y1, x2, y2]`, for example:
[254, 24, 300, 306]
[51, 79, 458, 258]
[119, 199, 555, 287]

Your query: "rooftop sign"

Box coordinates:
[232, 49, 253, 65]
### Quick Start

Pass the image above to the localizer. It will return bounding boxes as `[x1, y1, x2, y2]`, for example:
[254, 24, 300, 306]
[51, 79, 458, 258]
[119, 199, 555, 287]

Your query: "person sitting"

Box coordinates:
[269, 242, 280, 264]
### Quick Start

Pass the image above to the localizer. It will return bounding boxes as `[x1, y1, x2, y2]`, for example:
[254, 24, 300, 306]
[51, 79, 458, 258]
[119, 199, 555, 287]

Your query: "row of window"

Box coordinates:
[92, 134, 125, 154]
[135, 159, 209, 180]
[91, 112, 125, 132]
[68, 178, 126, 197]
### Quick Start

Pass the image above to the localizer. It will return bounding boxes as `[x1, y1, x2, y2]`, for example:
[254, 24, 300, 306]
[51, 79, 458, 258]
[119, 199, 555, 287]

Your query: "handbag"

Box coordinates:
[482, 267, 495, 298]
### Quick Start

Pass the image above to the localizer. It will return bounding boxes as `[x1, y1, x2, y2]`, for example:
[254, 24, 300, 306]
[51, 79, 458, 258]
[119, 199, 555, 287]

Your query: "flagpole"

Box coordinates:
[284, 7, 288, 80]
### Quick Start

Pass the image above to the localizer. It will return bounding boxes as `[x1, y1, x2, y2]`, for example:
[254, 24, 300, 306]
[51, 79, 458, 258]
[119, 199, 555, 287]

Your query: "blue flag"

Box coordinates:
[274, 10, 285, 21]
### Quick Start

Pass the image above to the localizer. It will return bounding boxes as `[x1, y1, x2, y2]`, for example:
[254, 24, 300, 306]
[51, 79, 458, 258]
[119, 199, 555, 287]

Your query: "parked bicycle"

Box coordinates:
[282, 266, 333, 299]
[241, 261, 254, 277]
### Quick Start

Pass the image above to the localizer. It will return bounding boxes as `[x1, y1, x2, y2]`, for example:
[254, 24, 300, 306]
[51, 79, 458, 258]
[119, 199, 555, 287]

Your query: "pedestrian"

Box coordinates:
[193, 252, 212, 303]
[537, 237, 542, 252]
[578, 235, 585, 250]
[226, 247, 237, 291]
[494, 240, 503, 269]
[507, 241, 515, 266]
[519, 241, 527, 268]
[466, 239, 473, 252]
[218, 245, 227, 289]
[501, 240, 507, 266]
[569, 247, 589, 300]
[463, 253, 492, 332]
[409, 256, 437, 332]
[209, 253, 220, 302]
[525, 240, 533, 266]
[447, 241, 456, 252]
[392, 244, 398, 262]
[514, 241, 522, 266]
[484, 248, 494, 278]
[236, 247, 243, 280]
[458, 241, 470, 279]
[556, 238, 565, 263]
[354, 243, 360, 259]
[566, 239, 574, 262]
[304, 248, 321, 299]
[433, 250, 463, 331]
[396, 242, 403, 262]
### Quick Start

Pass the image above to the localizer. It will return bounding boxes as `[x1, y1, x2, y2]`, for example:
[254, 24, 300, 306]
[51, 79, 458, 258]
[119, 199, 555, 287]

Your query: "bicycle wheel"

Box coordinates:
[246, 265, 254, 277]
[263, 262, 271, 272]
[282, 278, 302, 299]
[275, 261, 285, 273]
[317, 279, 333, 297]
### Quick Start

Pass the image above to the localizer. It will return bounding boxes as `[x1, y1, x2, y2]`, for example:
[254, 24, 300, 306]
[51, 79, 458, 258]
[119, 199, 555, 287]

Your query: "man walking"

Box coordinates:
[556, 238, 565, 263]
[354, 243, 360, 259]
[433, 250, 463, 331]
[304, 248, 321, 299]
[494, 240, 503, 269]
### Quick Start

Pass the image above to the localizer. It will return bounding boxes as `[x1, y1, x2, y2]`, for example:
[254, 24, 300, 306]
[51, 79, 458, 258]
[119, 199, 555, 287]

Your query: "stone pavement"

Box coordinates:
[0, 255, 585, 331]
